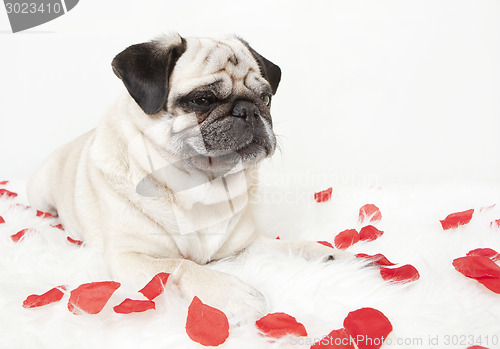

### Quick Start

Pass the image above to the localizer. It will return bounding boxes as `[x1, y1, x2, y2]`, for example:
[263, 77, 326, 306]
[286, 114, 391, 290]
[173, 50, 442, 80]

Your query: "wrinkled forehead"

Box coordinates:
[168, 37, 270, 99]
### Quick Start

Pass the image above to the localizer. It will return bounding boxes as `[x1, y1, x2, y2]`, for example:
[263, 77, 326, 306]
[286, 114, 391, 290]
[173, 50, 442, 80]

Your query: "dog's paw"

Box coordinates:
[321, 248, 353, 263]
[175, 265, 267, 319]
[208, 272, 267, 319]
[298, 241, 353, 263]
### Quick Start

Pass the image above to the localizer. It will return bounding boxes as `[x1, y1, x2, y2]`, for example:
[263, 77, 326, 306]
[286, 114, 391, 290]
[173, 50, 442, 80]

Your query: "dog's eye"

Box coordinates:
[260, 94, 271, 106]
[191, 97, 214, 107]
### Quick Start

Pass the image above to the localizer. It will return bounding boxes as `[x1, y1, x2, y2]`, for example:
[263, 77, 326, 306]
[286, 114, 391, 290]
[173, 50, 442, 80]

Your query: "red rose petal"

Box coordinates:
[0, 216, 4, 224]
[475, 277, 500, 294]
[276, 236, 280, 240]
[51, 224, 65, 231]
[68, 281, 120, 315]
[113, 298, 156, 314]
[23, 286, 66, 309]
[317, 241, 333, 248]
[11, 228, 39, 242]
[138, 273, 170, 301]
[466, 248, 500, 262]
[314, 187, 333, 203]
[11, 229, 27, 242]
[334, 229, 360, 249]
[343, 307, 392, 349]
[0, 189, 17, 198]
[359, 204, 382, 223]
[355, 253, 396, 267]
[467, 346, 490, 349]
[452, 256, 500, 279]
[0, 180, 8, 185]
[186, 296, 229, 346]
[256, 312, 307, 339]
[491, 219, 500, 229]
[310, 328, 354, 348]
[359, 225, 384, 241]
[36, 210, 54, 219]
[67, 237, 84, 246]
[440, 209, 474, 230]
[380, 265, 420, 283]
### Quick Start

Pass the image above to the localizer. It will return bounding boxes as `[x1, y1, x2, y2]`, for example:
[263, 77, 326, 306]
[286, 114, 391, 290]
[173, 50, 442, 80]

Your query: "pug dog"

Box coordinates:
[28, 33, 348, 317]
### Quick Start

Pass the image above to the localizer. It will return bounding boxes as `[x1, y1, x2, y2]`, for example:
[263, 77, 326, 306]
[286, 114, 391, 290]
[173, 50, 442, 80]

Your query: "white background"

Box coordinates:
[0, 0, 499, 186]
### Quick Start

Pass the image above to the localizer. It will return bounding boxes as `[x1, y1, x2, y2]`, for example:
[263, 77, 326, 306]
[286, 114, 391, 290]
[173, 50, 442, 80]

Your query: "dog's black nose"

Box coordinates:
[232, 100, 259, 121]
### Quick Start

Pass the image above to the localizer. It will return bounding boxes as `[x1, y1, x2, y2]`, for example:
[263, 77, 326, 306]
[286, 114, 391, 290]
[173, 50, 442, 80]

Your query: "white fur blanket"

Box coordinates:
[1, 178, 499, 349]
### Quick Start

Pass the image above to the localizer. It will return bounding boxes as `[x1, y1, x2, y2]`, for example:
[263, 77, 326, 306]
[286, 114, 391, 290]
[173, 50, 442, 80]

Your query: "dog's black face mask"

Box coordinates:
[112, 35, 281, 177]
[172, 82, 275, 174]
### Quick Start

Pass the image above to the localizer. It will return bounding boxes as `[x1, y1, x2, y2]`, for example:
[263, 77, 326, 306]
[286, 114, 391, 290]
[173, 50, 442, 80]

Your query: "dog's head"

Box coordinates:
[112, 33, 281, 177]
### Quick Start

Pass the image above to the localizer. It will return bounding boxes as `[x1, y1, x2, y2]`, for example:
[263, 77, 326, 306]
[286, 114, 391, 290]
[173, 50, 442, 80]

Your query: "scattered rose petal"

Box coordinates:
[359, 225, 384, 241]
[467, 346, 490, 349]
[452, 256, 500, 279]
[310, 328, 354, 349]
[11, 228, 39, 243]
[51, 224, 65, 231]
[36, 210, 54, 219]
[113, 298, 156, 314]
[466, 248, 500, 262]
[440, 209, 474, 230]
[0, 216, 4, 224]
[0, 189, 17, 198]
[453, 255, 500, 294]
[491, 220, 500, 229]
[11, 230, 27, 242]
[186, 296, 229, 346]
[380, 265, 420, 283]
[475, 277, 500, 294]
[256, 312, 307, 339]
[317, 241, 333, 248]
[359, 204, 382, 223]
[0, 180, 8, 185]
[334, 229, 360, 249]
[23, 286, 67, 309]
[67, 237, 84, 246]
[276, 236, 280, 240]
[314, 187, 333, 203]
[138, 273, 170, 301]
[343, 307, 392, 349]
[68, 281, 120, 315]
[355, 253, 396, 266]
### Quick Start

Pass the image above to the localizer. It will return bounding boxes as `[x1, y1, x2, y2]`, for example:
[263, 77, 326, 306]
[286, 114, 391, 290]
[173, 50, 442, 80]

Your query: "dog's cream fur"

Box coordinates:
[28, 34, 346, 317]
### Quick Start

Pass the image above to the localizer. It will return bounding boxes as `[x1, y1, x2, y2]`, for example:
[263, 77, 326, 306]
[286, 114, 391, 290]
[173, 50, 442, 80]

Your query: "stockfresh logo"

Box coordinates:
[3, 0, 78, 33]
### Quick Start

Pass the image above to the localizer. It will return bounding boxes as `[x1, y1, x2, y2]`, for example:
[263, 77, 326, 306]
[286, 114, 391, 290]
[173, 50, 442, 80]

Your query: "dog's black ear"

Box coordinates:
[112, 35, 187, 115]
[239, 39, 281, 95]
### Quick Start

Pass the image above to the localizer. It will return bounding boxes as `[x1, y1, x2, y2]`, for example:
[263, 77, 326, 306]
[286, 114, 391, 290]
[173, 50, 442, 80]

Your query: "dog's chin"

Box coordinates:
[185, 142, 273, 178]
